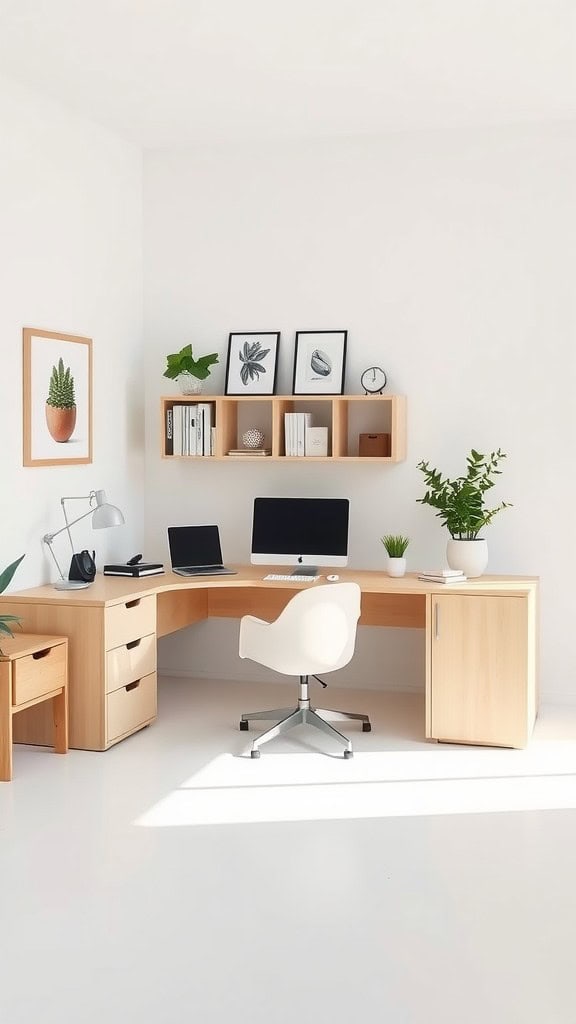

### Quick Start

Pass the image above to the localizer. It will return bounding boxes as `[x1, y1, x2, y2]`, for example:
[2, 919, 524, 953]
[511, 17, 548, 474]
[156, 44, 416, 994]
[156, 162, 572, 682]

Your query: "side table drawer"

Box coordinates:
[106, 672, 157, 744]
[12, 642, 67, 706]
[105, 596, 156, 651]
[106, 633, 156, 694]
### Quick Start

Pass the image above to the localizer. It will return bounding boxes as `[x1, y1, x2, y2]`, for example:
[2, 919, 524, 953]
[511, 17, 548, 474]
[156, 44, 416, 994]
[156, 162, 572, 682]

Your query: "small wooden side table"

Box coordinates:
[0, 634, 68, 782]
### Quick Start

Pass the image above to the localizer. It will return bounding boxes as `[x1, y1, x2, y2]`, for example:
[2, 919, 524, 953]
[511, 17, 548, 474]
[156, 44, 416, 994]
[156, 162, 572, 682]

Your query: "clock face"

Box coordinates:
[361, 366, 387, 393]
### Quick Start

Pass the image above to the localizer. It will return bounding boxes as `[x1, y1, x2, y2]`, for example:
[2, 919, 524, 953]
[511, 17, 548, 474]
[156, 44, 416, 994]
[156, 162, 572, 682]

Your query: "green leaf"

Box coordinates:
[0, 554, 25, 595]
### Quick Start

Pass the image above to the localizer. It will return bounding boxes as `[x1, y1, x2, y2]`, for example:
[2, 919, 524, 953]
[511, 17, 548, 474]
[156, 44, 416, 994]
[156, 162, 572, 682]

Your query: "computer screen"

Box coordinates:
[251, 497, 349, 568]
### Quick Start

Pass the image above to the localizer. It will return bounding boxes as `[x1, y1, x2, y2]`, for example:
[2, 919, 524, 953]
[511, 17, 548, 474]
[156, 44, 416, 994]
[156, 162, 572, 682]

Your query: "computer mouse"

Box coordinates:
[326, 574, 339, 582]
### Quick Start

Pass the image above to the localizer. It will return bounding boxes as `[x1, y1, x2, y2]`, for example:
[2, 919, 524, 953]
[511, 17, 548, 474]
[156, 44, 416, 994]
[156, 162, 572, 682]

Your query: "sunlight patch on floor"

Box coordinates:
[135, 745, 576, 827]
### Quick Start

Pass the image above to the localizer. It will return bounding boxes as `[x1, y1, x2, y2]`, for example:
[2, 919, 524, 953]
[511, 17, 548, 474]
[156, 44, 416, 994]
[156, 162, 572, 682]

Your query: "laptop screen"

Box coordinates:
[168, 526, 223, 568]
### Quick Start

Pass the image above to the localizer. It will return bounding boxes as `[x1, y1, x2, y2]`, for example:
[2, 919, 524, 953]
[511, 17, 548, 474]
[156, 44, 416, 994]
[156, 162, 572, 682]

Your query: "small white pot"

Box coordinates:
[178, 373, 203, 395]
[446, 538, 488, 578]
[387, 556, 406, 578]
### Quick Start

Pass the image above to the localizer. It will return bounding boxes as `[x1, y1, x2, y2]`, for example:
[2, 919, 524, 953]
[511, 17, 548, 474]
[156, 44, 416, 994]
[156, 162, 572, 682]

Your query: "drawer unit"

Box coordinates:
[106, 671, 157, 744]
[106, 633, 156, 694]
[12, 641, 67, 707]
[104, 596, 156, 651]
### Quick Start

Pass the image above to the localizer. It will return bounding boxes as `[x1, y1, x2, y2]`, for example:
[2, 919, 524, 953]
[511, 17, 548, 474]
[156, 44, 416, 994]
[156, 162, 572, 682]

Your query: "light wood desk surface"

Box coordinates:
[0, 567, 538, 752]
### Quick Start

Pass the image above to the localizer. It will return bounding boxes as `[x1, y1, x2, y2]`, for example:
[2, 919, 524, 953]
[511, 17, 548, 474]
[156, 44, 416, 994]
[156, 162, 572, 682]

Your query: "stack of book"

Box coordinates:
[167, 403, 215, 456]
[417, 569, 467, 584]
[284, 412, 312, 456]
[227, 448, 271, 457]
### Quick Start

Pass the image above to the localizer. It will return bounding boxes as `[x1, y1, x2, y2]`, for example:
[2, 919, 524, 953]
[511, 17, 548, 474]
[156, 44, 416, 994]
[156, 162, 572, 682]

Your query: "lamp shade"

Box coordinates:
[91, 490, 125, 529]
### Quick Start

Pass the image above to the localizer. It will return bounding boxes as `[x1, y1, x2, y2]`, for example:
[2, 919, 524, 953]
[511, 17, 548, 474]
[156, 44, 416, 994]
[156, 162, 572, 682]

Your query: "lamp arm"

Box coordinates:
[43, 505, 98, 546]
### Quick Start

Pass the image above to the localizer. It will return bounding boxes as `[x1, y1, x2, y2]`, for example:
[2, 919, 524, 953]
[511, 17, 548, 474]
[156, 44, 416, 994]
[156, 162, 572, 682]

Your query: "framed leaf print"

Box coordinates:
[224, 332, 280, 395]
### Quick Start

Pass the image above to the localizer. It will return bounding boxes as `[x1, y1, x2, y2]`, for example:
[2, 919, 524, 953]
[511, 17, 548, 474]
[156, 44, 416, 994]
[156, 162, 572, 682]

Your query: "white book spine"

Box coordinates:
[173, 405, 183, 456]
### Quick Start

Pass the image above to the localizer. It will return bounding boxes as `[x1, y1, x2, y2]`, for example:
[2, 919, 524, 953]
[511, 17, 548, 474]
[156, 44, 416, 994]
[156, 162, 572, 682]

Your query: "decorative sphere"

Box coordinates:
[242, 428, 265, 449]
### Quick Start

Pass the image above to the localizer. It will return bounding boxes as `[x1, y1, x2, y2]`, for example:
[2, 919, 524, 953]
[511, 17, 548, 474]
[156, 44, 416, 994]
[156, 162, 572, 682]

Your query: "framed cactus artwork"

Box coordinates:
[225, 332, 280, 395]
[292, 330, 347, 395]
[23, 328, 92, 466]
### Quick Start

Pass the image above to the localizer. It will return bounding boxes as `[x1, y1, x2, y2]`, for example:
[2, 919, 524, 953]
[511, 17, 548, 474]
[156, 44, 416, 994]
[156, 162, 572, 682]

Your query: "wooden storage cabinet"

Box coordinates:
[161, 394, 407, 463]
[428, 593, 536, 749]
[6, 596, 158, 752]
[1, 634, 69, 781]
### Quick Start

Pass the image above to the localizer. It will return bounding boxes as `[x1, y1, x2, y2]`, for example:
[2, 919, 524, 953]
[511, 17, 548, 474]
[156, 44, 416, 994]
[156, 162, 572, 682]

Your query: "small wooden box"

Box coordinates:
[358, 433, 391, 457]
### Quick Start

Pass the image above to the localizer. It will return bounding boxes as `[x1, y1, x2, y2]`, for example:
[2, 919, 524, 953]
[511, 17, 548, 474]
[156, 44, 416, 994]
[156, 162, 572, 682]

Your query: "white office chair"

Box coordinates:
[238, 582, 370, 758]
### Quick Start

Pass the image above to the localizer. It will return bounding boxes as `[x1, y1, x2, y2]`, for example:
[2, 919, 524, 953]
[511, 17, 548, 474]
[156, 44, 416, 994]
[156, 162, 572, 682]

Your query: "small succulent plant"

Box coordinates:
[0, 555, 25, 654]
[47, 358, 75, 409]
[239, 339, 270, 386]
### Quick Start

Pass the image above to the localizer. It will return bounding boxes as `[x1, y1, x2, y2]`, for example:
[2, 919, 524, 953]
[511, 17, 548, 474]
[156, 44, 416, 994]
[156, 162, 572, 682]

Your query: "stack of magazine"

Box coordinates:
[417, 568, 467, 584]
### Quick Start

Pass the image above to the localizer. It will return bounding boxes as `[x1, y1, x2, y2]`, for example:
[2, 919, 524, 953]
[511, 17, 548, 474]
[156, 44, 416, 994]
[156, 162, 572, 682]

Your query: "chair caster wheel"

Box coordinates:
[239, 720, 249, 731]
[250, 749, 261, 759]
[362, 723, 372, 732]
[343, 749, 353, 759]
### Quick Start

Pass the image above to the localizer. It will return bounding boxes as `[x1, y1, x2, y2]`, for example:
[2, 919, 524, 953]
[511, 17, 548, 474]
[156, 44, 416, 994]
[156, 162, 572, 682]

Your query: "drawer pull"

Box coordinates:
[126, 638, 141, 650]
[32, 648, 52, 660]
[126, 680, 141, 692]
[126, 599, 141, 610]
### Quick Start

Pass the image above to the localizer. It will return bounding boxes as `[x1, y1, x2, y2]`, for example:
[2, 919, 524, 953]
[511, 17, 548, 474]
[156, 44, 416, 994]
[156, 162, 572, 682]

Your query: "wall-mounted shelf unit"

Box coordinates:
[161, 394, 406, 463]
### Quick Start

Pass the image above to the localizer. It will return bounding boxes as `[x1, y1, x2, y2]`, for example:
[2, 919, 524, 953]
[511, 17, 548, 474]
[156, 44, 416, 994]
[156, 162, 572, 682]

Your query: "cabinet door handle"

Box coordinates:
[434, 602, 440, 640]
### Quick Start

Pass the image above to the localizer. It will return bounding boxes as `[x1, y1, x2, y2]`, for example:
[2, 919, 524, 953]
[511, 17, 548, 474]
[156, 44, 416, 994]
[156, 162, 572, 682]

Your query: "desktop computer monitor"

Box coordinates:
[251, 497, 349, 569]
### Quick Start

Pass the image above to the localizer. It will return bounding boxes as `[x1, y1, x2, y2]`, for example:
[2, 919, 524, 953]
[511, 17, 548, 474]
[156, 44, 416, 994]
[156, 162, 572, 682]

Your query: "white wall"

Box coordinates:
[144, 125, 576, 700]
[0, 75, 144, 589]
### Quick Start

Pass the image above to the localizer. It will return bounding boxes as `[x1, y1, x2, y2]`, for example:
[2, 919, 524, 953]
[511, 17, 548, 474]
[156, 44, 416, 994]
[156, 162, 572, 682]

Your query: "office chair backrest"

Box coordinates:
[241, 582, 361, 676]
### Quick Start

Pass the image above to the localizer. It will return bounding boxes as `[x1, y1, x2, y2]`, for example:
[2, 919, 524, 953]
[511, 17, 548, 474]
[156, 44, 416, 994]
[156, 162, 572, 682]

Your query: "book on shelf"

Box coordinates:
[305, 426, 328, 457]
[227, 448, 272, 456]
[103, 563, 165, 577]
[165, 408, 173, 456]
[284, 411, 313, 456]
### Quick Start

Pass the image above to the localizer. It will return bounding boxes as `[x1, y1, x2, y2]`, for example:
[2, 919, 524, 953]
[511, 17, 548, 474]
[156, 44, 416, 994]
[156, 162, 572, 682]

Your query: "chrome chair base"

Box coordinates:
[240, 676, 371, 759]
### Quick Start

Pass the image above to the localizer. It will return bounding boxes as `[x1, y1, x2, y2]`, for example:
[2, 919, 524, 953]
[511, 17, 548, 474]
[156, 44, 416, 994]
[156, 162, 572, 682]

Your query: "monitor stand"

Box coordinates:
[291, 566, 318, 577]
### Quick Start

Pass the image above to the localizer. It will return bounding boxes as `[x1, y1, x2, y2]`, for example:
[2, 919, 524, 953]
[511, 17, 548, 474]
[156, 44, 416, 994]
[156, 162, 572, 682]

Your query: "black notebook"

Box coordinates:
[103, 563, 165, 577]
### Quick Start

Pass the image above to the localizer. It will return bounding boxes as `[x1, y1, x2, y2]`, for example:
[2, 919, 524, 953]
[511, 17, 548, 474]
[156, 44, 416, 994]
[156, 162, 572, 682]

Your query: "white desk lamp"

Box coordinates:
[43, 489, 125, 590]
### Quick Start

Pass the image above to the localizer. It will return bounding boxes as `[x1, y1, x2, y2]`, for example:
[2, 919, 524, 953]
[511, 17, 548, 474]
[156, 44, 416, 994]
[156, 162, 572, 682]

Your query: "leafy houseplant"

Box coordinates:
[46, 358, 76, 442]
[416, 449, 512, 577]
[0, 555, 25, 654]
[381, 535, 410, 578]
[163, 344, 219, 394]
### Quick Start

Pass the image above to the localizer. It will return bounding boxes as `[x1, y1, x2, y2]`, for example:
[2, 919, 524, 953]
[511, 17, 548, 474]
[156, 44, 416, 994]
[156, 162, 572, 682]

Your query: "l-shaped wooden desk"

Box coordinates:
[0, 567, 538, 752]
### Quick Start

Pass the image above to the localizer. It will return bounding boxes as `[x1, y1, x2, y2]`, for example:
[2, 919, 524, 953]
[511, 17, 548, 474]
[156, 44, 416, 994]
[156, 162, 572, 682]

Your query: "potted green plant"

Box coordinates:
[0, 555, 25, 654]
[416, 449, 512, 577]
[381, 535, 409, 577]
[163, 343, 219, 395]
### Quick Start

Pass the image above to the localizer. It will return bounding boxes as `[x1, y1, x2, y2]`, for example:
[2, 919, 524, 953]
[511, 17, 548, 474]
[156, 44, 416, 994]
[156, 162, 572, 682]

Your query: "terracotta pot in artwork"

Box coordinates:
[45, 404, 77, 442]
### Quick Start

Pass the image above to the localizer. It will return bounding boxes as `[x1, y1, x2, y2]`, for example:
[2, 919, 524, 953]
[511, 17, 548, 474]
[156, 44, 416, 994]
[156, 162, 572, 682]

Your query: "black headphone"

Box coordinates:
[68, 550, 96, 583]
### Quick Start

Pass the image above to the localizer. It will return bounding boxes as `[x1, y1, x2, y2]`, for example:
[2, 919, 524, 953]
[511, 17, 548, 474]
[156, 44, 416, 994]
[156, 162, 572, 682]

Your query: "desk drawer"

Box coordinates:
[12, 642, 66, 707]
[106, 633, 156, 694]
[104, 596, 156, 651]
[106, 671, 157, 744]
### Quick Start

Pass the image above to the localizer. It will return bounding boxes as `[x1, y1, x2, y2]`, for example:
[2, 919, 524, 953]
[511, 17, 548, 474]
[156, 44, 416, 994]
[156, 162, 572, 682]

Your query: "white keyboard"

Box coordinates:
[263, 574, 319, 582]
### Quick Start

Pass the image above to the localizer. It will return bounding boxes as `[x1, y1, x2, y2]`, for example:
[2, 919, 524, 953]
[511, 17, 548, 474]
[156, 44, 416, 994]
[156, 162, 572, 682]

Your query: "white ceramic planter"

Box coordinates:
[387, 556, 407, 578]
[446, 538, 488, 578]
[178, 373, 203, 395]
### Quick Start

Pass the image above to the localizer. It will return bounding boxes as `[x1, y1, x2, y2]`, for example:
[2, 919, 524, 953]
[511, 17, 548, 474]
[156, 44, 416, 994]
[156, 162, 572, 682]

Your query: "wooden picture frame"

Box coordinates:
[23, 328, 93, 467]
[292, 330, 347, 395]
[225, 332, 280, 396]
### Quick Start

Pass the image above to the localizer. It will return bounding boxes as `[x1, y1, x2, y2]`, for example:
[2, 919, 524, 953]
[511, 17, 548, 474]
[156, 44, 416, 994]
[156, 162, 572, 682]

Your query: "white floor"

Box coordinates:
[2, 678, 576, 1024]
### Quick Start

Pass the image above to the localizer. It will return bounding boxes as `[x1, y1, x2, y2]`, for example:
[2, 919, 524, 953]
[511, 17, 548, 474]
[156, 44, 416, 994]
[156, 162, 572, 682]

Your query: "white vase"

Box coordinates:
[446, 538, 488, 578]
[178, 373, 203, 395]
[387, 556, 406, 578]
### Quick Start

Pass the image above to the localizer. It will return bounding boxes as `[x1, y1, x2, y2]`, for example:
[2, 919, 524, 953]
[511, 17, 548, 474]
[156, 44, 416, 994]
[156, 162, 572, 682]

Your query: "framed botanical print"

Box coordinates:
[23, 328, 93, 466]
[225, 332, 280, 395]
[292, 330, 347, 395]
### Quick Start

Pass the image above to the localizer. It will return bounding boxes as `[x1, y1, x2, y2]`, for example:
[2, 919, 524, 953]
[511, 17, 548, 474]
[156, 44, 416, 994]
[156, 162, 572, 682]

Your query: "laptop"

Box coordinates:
[168, 525, 237, 577]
